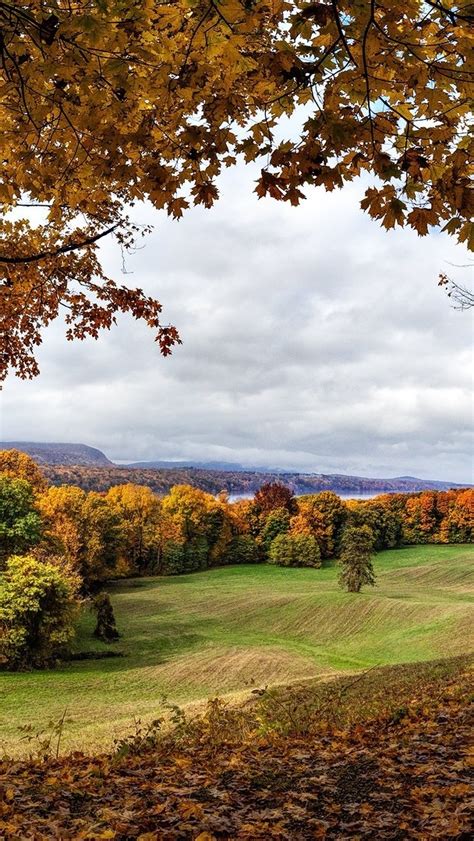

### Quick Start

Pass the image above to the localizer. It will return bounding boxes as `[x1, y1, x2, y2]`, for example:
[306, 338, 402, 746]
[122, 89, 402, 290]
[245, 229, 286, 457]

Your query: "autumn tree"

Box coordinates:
[38, 485, 121, 587]
[442, 489, 474, 543]
[0, 476, 42, 563]
[0, 554, 80, 669]
[160, 484, 234, 572]
[292, 492, 347, 558]
[254, 483, 295, 516]
[0, 449, 47, 492]
[106, 484, 162, 574]
[338, 525, 376, 593]
[229, 498, 262, 538]
[3, 2, 471, 381]
[403, 492, 439, 543]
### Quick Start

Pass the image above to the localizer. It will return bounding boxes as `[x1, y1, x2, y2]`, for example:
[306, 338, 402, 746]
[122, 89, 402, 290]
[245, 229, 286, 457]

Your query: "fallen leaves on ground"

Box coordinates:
[0, 667, 472, 839]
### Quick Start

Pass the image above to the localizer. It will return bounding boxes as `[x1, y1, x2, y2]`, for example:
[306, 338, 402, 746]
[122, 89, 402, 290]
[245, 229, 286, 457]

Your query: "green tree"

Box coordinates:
[160, 540, 185, 575]
[0, 476, 42, 563]
[226, 535, 260, 565]
[260, 507, 291, 555]
[269, 533, 321, 568]
[347, 500, 402, 551]
[338, 526, 376, 594]
[0, 555, 80, 670]
[184, 536, 209, 573]
[92, 593, 120, 643]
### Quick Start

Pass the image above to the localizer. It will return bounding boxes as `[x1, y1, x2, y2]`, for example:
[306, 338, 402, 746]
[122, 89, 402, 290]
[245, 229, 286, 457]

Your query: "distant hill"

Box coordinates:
[124, 460, 285, 473]
[41, 465, 471, 497]
[123, 462, 469, 491]
[1, 442, 470, 493]
[0, 442, 113, 467]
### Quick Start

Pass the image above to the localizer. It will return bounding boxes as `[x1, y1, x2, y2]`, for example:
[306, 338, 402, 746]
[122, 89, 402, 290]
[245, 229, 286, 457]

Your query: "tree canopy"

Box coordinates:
[1, 0, 473, 380]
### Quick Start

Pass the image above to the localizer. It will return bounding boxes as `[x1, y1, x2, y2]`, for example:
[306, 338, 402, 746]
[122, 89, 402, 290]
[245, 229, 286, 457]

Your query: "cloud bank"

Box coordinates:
[1, 165, 473, 482]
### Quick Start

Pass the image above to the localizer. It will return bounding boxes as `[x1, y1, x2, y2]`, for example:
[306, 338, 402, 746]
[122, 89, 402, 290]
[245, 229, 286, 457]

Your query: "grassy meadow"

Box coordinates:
[1, 544, 473, 756]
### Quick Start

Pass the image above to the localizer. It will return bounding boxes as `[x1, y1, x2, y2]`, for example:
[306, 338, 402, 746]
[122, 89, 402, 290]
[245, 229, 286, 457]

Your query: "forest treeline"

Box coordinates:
[1, 449, 472, 589]
[40, 464, 465, 497]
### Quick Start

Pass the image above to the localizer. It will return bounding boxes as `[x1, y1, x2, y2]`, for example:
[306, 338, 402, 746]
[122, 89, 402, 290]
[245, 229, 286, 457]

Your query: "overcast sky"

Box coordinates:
[1, 163, 473, 482]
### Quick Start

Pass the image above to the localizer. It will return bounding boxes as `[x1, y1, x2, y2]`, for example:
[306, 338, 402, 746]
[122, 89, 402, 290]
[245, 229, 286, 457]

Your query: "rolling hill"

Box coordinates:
[1, 544, 472, 756]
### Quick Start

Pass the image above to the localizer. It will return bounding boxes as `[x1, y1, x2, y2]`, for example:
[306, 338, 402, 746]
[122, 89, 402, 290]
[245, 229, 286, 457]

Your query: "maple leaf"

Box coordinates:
[0, 0, 472, 380]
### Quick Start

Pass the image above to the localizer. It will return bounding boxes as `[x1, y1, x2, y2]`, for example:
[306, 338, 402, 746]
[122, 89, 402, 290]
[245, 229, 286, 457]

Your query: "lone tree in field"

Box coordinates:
[338, 525, 376, 593]
[1, 1, 472, 382]
[92, 592, 120, 643]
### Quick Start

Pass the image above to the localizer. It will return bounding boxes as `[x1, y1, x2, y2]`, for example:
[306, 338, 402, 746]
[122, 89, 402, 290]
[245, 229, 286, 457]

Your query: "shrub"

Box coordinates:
[0, 555, 80, 670]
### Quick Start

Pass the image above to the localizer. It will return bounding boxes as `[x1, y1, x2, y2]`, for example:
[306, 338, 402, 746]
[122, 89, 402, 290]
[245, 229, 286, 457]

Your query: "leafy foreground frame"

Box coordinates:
[1, 0, 473, 381]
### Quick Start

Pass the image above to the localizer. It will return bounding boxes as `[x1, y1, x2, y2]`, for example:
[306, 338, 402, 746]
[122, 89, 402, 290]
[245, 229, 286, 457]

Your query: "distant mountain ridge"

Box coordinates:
[124, 459, 287, 473]
[0, 441, 113, 466]
[1, 442, 470, 494]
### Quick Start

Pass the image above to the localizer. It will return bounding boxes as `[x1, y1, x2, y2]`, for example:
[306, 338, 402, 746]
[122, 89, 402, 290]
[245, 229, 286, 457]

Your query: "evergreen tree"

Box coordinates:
[92, 593, 120, 643]
[338, 526, 376, 594]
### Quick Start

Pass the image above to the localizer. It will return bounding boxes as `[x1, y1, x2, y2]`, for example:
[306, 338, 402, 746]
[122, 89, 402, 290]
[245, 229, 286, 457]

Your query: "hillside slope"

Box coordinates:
[1, 442, 470, 492]
[2, 545, 472, 756]
[1, 658, 472, 840]
[0, 441, 112, 466]
[41, 463, 471, 496]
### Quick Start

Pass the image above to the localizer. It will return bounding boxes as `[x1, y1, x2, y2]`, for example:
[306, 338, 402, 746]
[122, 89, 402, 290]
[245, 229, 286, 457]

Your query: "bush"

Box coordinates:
[268, 533, 321, 568]
[0, 555, 80, 670]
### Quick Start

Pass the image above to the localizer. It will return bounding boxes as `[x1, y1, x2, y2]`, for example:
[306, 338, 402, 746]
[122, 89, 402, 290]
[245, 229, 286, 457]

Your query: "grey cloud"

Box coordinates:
[1, 165, 473, 482]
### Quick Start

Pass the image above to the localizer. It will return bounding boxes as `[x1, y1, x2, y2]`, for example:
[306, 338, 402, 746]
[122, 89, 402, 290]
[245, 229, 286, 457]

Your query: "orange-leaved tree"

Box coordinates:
[1, 1, 473, 380]
[0, 448, 48, 492]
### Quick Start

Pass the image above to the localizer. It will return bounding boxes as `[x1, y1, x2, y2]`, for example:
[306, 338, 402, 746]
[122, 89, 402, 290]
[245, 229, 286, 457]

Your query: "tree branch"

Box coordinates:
[0, 224, 118, 265]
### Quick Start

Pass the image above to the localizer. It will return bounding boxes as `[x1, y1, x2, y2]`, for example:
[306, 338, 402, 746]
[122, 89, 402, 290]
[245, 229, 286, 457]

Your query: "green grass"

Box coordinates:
[1, 544, 473, 756]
